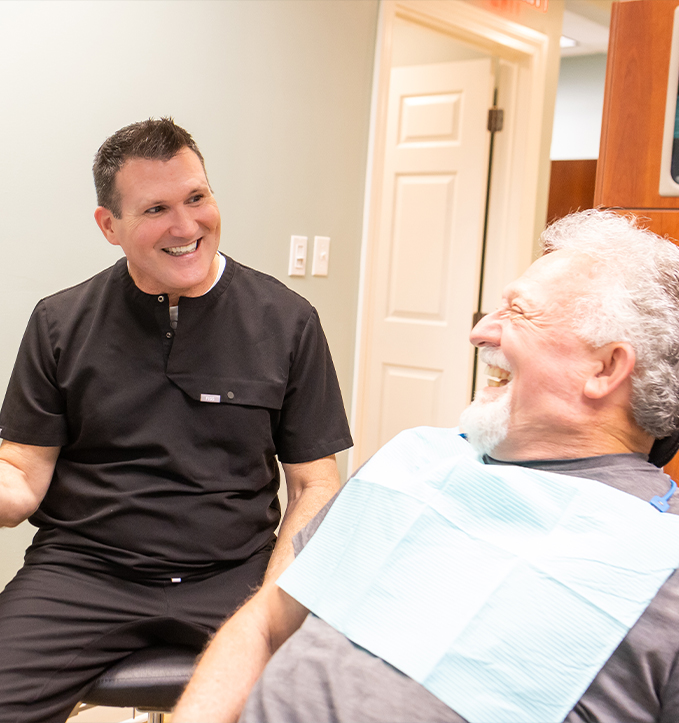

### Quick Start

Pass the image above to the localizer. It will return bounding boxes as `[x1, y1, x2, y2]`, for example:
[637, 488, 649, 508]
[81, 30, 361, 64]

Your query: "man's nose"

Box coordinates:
[169, 206, 200, 238]
[469, 309, 501, 347]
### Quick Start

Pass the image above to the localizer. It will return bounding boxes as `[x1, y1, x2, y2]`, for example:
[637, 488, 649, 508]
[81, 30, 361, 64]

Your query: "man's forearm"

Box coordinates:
[172, 584, 308, 723]
[0, 442, 59, 527]
[172, 598, 273, 722]
[173, 456, 340, 720]
[0, 463, 34, 527]
[264, 456, 341, 582]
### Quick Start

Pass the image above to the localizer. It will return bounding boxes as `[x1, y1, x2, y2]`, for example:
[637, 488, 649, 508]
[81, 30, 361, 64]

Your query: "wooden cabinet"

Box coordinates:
[595, 0, 679, 478]
[547, 159, 597, 223]
[595, 0, 679, 219]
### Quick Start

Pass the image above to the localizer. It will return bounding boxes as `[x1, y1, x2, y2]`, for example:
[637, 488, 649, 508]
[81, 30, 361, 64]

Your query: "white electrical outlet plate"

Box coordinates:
[312, 236, 330, 276]
[288, 235, 308, 276]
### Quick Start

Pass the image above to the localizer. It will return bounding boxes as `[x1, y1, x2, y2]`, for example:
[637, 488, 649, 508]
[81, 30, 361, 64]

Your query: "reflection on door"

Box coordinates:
[353, 58, 494, 466]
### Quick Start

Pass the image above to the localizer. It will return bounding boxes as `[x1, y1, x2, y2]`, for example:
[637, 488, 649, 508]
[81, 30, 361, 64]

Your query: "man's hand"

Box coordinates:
[264, 454, 341, 583]
[172, 582, 309, 723]
[0, 440, 59, 527]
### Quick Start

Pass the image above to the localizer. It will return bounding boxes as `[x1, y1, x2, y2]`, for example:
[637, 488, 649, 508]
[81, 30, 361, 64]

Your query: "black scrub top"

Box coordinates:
[0, 257, 352, 578]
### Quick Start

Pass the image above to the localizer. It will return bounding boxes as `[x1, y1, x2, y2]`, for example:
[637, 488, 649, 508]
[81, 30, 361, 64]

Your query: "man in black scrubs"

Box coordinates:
[0, 118, 352, 723]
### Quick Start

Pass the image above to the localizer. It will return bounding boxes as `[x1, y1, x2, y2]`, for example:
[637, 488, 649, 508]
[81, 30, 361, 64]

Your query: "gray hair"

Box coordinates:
[540, 209, 679, 439]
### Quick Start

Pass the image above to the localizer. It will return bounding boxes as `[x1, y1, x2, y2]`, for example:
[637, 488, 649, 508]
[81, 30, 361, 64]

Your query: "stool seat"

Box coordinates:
[82, 645, 199, 712]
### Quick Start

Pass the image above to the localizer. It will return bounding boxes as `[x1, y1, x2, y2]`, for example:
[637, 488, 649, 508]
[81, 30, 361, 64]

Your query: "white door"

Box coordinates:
[353, 58, 494, 466]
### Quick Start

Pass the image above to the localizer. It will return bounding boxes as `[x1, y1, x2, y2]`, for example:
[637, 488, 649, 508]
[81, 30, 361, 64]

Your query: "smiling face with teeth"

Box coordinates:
[94, 147, 221, 304]
[465, 250, 612, 460]
[483, 347, 513, 388]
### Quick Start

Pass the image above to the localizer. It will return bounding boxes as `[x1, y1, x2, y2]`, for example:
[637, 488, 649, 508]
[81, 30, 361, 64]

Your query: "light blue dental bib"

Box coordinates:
[278, 427, 679, 723]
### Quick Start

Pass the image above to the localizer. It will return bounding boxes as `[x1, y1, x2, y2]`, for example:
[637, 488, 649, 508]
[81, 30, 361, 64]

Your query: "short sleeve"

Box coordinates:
[0, 301, 69, 446]
[274, 308, 352, 464]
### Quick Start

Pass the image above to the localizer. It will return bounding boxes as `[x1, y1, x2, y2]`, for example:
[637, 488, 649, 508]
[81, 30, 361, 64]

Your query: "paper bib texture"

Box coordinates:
[278, 427, 679, 723]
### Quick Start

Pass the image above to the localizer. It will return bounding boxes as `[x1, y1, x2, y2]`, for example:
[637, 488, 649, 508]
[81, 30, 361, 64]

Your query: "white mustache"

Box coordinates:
[479, 347, 512, 373]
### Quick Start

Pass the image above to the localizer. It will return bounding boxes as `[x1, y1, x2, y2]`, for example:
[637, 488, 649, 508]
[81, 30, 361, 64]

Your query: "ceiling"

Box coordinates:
[561, 0, 613, 56]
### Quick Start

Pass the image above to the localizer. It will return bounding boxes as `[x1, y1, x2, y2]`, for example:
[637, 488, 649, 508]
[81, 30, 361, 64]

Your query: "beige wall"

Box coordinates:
[0, 0, 379, 589]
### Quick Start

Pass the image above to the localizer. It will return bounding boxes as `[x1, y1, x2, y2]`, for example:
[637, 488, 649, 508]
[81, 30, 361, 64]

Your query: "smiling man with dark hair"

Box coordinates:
[0, 118, 352, 723]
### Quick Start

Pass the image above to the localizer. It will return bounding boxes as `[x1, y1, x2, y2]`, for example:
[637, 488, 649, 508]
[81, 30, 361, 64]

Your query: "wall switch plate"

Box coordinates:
[312, 236, 330, 276]
[288, 235, 308, 276]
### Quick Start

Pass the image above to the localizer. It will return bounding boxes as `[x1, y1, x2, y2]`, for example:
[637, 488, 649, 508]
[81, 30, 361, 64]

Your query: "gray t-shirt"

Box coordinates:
[240, 454, 679, 723]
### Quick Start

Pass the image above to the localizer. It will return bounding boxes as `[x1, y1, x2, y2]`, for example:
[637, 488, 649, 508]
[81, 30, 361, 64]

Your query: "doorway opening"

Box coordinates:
[350, 0, 550, 470]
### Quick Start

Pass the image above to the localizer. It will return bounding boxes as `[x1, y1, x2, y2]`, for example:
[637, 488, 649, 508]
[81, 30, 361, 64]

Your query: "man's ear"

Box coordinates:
[584, 342, 636, 400]
[94, 206, 119, 246]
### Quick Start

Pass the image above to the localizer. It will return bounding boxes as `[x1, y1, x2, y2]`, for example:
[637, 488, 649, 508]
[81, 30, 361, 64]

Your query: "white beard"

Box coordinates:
[459, 384, 512, 457]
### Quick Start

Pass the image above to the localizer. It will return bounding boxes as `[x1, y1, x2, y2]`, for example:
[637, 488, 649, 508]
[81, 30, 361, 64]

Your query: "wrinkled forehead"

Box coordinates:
[513, 249, 601, 300]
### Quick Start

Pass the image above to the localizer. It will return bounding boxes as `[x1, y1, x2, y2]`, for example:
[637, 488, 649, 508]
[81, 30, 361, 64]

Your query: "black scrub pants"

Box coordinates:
[0, 545, 271, 723]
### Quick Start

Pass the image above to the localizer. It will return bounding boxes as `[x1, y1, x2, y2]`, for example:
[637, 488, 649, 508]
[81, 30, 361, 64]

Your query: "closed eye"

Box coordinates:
[497, 301, 525, 321]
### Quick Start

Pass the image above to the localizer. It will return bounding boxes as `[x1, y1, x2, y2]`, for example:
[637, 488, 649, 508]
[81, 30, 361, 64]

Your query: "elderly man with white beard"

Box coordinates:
[174, 209, 679, 723]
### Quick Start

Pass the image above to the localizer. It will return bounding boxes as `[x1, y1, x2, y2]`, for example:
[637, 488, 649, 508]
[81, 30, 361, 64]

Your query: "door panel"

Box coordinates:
[388, 173, 455, 319]
[354, 58, 494, 465]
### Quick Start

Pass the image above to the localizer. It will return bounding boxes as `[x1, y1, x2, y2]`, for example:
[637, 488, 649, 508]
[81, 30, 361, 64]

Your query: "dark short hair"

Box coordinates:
[93, 117, 206, 218]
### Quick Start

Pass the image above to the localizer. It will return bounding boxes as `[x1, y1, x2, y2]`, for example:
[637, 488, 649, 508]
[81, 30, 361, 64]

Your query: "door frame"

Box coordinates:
[349, 0, 550, 469]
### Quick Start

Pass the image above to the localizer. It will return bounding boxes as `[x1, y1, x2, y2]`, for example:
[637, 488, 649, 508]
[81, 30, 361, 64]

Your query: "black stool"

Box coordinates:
[71, 645, 199, 722]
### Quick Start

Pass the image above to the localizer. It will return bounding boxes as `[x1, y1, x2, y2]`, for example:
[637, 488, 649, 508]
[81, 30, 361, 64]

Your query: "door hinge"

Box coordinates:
[487, 107, 504, 133]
